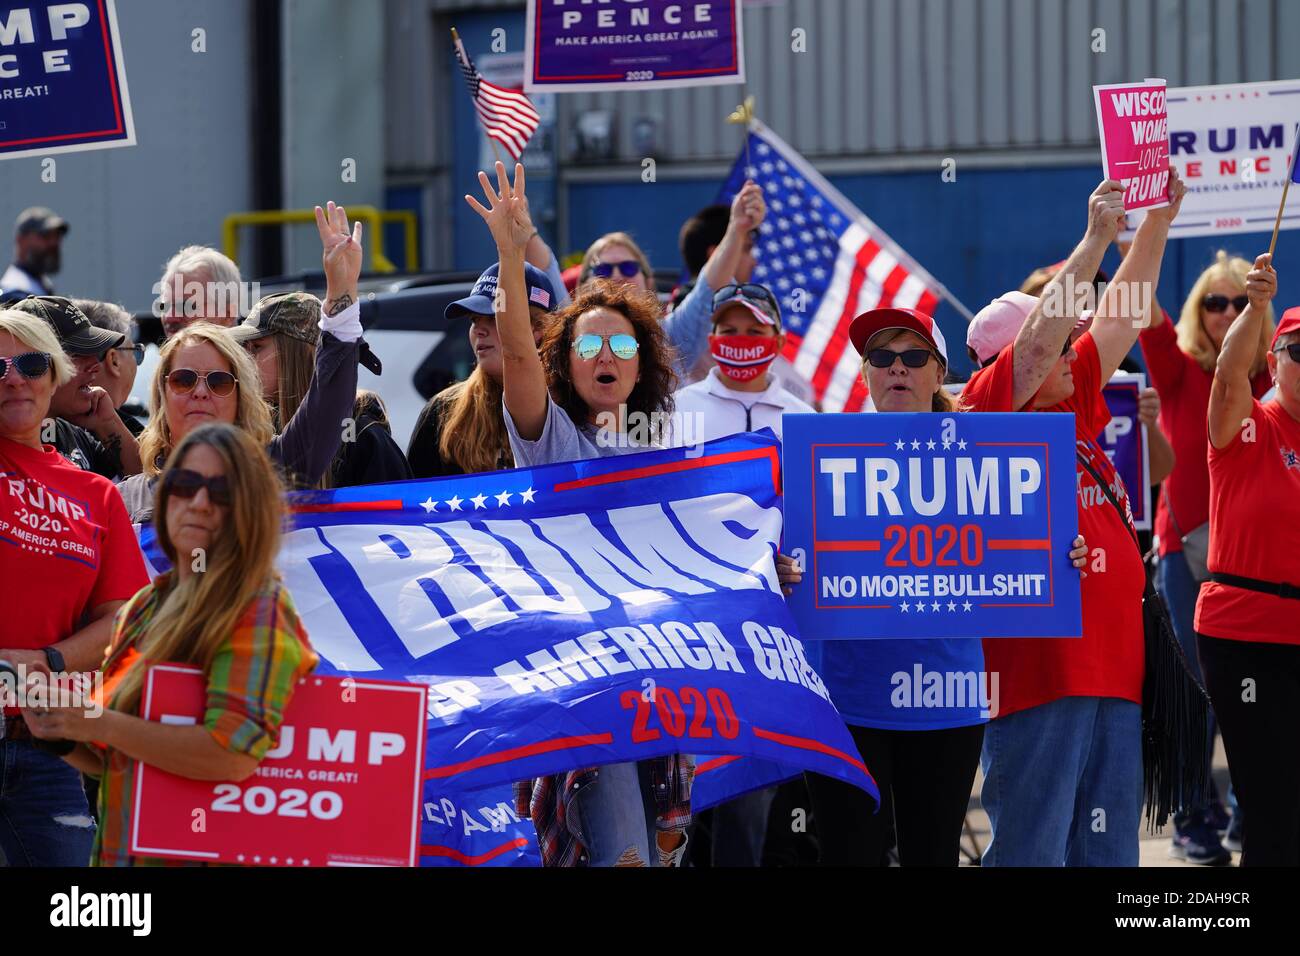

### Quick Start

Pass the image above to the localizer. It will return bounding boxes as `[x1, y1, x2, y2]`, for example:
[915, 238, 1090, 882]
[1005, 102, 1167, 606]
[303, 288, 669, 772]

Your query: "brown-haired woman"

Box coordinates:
[23, 422, 317, 866]
[467, 161, 690, 866]
[1138, 250, 1275, 862]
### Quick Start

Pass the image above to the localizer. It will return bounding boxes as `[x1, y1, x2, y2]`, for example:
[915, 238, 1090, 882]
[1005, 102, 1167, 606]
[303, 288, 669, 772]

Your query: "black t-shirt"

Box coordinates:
[330, 410, 413, 488]
[52, 418, 122, 479]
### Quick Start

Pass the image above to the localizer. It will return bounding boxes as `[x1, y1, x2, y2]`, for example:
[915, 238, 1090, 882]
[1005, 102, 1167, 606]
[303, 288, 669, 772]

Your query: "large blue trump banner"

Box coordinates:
[782, 413, 1083, 641]
[0, 0, 135, 159]
[140, 432, 875, 866]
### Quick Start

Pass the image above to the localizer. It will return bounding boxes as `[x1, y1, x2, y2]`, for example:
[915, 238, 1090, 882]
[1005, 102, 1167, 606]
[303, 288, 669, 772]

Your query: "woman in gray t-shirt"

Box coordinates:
[468, 161, 693, 866]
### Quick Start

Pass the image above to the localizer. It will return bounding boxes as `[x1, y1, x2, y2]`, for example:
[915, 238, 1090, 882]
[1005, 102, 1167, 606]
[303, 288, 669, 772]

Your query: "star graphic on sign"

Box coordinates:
[916, 602, 926, 612]
[445, 495, 463, 512]
[900, 601, 910, 612]
[495, 490, 512, 507]
[910, 440, 921, 450]
[942, 440, 953, 450]
[895, 439, 906, 450]
[962, 601, 973, 612]
[520, 486, 537, 504]
[470, 493, 487, 510]
[420, 497, 438, 513]
[931, 601, 941, 612]
[947, 601, 957, 612]
[957, 439, 968, 450]
[926, 439, 937, 450]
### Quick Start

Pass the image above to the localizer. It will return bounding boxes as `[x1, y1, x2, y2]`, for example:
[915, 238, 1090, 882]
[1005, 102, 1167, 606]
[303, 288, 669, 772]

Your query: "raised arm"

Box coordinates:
[1009, 180, 1125, 410]
[1091, 167, 1186, 382]
[271, 202, 362, 485]
[466, 162, 550, 441]
[663, 181, 767, 371]
[1209, 254, 1275, 449]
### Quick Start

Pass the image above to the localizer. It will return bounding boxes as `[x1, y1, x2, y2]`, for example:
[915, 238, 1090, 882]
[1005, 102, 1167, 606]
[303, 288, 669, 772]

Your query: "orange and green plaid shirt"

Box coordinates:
[91, 574, 317, 867]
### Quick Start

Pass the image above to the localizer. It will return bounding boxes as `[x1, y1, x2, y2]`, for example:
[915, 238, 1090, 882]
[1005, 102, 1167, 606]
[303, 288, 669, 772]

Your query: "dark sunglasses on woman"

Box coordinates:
[591, 261, 641, 279]
[166, 368, 238, 397]
[1202, 293, 1249, 314]
[0, 351, 52, 380]
[572, 333, 639, 360]
[163, 468, 232, 506]
[866, 348, 935, 369]
[1274, 342, 1300, 362]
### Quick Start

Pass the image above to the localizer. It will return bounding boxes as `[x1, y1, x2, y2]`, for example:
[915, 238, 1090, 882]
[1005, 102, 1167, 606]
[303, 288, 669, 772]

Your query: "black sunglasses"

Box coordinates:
[1275, 343, 1300, 362]
[163, 468, 232, 507]
[591, 261, 641, 279]
[116, 343, 145, 366]
[166, 368, 238, 397]
[0, 351, 52, 380]
[866, 348, 935, 369]
[713, 283, 778, 310]
[1202, 294, 1249, 314]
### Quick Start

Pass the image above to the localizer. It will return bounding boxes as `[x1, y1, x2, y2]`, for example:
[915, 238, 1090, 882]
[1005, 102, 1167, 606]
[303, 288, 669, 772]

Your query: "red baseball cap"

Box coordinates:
[848, 307, 949, 364]
[1272, 306, 1300, 349]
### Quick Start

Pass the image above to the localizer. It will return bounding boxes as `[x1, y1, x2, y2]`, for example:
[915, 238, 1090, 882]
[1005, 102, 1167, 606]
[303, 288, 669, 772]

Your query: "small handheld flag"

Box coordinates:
[452, 27, 540, 162]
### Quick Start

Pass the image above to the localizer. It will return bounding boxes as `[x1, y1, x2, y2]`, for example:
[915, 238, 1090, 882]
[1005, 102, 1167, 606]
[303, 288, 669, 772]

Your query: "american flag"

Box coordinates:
[453, 30, 540, 161]
[718, 122, 971, 412]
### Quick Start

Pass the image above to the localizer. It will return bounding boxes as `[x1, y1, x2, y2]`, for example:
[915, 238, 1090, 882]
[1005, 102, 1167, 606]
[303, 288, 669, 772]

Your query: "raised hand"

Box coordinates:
[730, 180, 766, 233]
[315, 201, 362, 316]
[1085, 180, 1127, 245]
[1245, 253, 1277, 311]
[465, 162, 534, 254]
[1144, 166, 1188, 225]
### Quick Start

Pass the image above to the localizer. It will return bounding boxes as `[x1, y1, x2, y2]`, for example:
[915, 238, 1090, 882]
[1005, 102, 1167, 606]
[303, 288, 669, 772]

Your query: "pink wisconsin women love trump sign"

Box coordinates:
[1094, 79, 1171, 211]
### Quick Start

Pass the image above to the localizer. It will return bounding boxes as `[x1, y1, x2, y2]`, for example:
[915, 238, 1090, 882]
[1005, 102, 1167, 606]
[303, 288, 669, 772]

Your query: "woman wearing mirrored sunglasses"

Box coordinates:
[1195, 260, 1300, 867]
[468, 162, 692, 867]
[797, 308, 1090, 868]
[0, 310, 149, 866]
[115, 202, 365, 523]
[1137, 250, 1276, 861]
[23, 423, 318, 866]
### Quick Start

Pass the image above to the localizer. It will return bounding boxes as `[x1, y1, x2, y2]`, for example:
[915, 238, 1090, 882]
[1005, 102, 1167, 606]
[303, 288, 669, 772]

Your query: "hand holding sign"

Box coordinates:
[1143, 166, 1188, 224]
[1094, 80, 1171, 212]
[1085, 179, 1128, 246]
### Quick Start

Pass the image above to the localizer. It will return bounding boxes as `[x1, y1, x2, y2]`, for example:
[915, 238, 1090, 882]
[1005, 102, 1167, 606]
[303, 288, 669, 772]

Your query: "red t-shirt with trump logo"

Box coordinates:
[961, 333, 1146, 718]
[1194, 399, 1300, 645]
[1, 436, 148, 655]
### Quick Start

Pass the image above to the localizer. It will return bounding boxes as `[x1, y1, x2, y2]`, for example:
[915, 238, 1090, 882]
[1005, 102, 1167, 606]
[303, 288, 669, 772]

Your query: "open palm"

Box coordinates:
[465, 162, 533, 253]
[314, 201, 363, 290]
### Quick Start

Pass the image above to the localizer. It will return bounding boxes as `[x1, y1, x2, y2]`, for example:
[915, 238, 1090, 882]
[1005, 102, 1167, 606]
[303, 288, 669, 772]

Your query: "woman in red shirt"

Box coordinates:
[0, 310, 148, 865]
[1196, 259, 1300, 867]
[1138, 252, 1274, 862]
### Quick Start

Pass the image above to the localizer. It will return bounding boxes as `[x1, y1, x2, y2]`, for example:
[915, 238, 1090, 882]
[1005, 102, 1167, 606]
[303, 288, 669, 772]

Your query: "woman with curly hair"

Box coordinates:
[466, 161, 689, 867]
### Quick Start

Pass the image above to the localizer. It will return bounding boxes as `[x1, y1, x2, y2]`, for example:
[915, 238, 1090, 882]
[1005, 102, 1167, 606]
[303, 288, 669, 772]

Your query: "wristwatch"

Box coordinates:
[43, 645, 65, 673]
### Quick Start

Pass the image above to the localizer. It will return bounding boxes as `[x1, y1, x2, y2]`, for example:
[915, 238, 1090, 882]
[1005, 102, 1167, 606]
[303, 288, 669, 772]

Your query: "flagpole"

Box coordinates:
[1267, 123, 1300, 258]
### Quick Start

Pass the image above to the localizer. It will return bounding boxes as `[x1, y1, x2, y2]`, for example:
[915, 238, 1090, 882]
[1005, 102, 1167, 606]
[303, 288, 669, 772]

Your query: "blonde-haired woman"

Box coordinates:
[1138, 250, 1275, 863]
[1, 310, 148, 866]
[23, 423, 318, 866]
[117, 201, 365, 520]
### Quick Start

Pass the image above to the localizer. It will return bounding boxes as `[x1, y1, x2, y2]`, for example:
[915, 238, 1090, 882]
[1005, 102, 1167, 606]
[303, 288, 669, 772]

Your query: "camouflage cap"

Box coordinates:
[229, 292, 322, 347]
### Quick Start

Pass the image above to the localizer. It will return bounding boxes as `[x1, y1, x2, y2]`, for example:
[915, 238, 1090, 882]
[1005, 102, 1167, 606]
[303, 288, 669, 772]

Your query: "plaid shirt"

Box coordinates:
[92, 575, 316, 867]
[514, 754, 695, 867]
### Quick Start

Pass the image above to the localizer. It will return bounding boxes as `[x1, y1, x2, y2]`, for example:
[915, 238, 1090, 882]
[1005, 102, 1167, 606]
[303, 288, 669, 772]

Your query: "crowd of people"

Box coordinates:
[1, 155, 1297, 869]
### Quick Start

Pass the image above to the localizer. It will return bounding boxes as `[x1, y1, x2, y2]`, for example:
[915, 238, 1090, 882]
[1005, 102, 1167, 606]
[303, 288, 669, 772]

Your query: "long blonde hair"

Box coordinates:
[438, 366, 512, 474]
[1178, 251, 1274, 376]
[138, 324, 274, 477]
[109, 423, 286, 717]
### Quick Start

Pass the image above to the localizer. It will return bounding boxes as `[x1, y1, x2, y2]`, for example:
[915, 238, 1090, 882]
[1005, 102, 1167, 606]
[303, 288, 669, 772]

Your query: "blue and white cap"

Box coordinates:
[445, 261, 557, 321]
